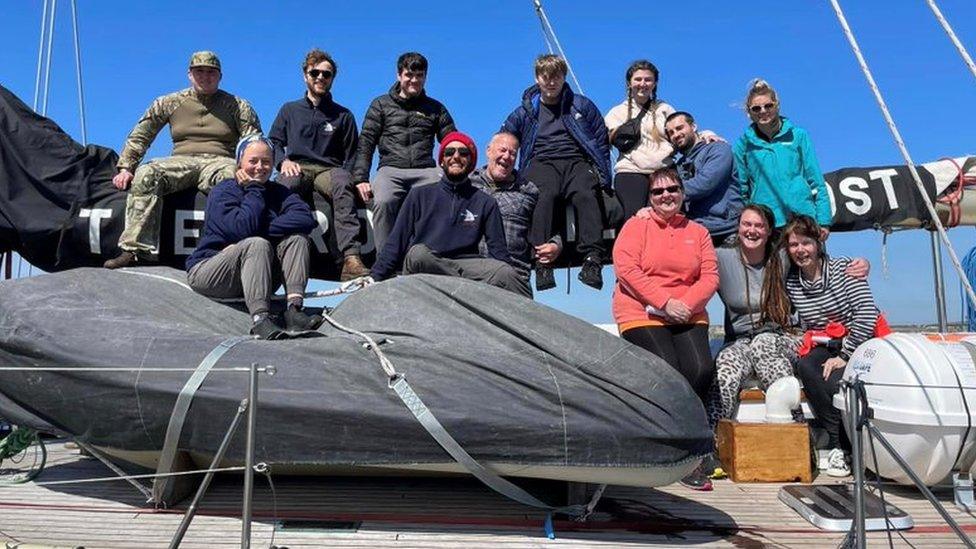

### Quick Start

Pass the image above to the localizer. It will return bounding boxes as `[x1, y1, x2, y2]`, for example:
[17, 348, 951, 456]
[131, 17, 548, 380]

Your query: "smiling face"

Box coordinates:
[665, 114, 697, 151]
[747, 92, 779, 127]
[628, 69, 657, 103]
[486, 134, 518, 182]
[649, 173, 684, 219]
[786, 232, 821, 271]
[738, 208, 771, 255]
[239, 142, 273, 183]
[188, 66, 221, 95]
[397, 68, 426, 98]
[441, 140, 473, 179]
[305, 60, 335, 97]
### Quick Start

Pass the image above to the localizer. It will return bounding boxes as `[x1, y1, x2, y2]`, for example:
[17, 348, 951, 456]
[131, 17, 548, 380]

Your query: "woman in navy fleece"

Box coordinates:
[186, 135, 320, 339]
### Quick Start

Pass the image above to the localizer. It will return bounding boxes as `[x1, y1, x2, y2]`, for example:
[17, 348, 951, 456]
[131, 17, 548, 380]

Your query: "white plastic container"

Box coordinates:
[833, 333, 976, 485]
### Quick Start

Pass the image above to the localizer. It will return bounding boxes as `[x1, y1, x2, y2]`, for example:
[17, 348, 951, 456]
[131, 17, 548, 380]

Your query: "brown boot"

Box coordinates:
[103, 251, 140, 269]
[339, 254, 369, 281]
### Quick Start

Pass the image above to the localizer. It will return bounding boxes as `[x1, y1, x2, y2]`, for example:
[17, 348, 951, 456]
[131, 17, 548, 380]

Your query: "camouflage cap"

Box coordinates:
[188, 51, 221, 71]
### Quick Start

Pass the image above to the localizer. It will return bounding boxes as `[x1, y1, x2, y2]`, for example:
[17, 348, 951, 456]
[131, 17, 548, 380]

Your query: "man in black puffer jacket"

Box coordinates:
[352, 52, 456, 253]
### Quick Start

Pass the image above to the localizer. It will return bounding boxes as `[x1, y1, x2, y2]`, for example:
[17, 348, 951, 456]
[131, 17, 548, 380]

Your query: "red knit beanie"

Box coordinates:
[438, 131, 477, 168]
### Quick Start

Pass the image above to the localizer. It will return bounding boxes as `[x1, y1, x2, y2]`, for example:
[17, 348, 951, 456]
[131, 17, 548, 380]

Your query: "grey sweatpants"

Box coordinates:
[371, 166, 442, 252]
[403, 244, 530, 297]
[187, 234, 311, 315]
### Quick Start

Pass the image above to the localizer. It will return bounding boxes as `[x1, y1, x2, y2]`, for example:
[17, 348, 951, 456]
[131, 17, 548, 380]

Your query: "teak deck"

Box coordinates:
[0, 442, 973, 548]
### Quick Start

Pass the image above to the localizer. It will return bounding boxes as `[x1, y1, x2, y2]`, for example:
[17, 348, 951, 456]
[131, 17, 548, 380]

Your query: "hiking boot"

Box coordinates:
[103, 251, 141, 269]
[679, 462, 714, 491]
[250, 315, 286, 340]
[535, 265, 556, 292]
[284, 305, 324, 334]
[578, 256, 604, 290]
[825, 447, 851, 477]
[339, 254, 369, 282]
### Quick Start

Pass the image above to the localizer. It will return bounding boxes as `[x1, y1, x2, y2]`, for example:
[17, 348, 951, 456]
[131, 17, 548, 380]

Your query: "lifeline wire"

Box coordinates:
[0, 466, 245, 488]
[829, 0, 976, 315]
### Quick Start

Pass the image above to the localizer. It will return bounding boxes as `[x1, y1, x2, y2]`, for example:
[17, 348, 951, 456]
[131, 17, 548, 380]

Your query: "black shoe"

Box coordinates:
[103, 251, 140, 269]
[250, 316, 286, 340]
[679, 463, 714, 491]
[284, 306, 324, 334]
[578, 256, 604, 290]
[535, 266, 556, 292]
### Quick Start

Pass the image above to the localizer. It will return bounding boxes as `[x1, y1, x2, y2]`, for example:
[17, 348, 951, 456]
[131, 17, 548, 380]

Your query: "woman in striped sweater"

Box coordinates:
[782, 215, 882, 477]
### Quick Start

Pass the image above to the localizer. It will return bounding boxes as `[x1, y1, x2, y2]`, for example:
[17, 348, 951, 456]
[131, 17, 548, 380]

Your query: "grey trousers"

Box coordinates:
[284, 162, 362, 257]
[187, 234, 311, 315]
[371, 166, 442, 252]
[403, 244, 530, 297]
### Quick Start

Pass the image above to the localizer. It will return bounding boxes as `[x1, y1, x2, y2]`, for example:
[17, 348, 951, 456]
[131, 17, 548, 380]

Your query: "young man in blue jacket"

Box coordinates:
[186, 136, 320, 339]
[501, 54, 611, 291]
[663, 111, 743, 247]
[370, 131, 525, 297]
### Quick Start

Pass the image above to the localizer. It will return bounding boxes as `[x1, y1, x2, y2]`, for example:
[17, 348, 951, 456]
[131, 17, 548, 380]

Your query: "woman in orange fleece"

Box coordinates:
[613, 168, 719, 400]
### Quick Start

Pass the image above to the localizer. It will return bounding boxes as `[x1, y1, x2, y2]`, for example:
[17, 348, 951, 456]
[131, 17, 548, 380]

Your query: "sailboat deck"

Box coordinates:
[0, 441, 973, 548]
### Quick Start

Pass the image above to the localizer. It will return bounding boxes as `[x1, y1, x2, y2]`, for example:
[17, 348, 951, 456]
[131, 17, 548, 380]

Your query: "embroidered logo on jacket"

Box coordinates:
[460, 209, 478, 226]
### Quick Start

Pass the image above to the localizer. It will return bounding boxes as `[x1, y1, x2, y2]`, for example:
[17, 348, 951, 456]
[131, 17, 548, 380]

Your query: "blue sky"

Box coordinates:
[2, 0, 975, 325]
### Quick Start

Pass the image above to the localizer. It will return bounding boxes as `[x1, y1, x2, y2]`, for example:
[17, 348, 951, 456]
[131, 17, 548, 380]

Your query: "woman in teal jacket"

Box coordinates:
[733, 79, 832, 234]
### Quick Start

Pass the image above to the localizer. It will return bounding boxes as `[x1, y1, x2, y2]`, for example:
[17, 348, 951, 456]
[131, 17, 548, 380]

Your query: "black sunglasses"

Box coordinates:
[650, 185, 682, 196]
[443, 147, 471, 158]
[307, 69, 334, 79]
[749, 103, 776, 114]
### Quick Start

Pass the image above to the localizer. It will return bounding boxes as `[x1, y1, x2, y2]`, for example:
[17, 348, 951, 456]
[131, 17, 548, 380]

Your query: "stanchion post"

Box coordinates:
[847, 380, 867, 547]
[241, 362, 258, 549]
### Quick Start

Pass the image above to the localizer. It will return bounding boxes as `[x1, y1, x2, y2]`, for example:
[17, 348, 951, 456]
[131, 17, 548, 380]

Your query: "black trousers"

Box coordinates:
[796, 346, 851, 451]
[525, 157, 606, 260]
[614, 171, 651, 221]
[622, 324, 714, 404]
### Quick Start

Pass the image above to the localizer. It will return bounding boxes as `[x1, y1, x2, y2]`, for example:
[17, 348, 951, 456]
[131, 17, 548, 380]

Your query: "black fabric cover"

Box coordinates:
[0, 268, 712, 469]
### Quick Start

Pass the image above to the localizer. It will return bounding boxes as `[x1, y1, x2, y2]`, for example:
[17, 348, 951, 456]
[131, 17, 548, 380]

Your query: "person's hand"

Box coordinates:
[635, 206, 653, 220]
[534, 242, 561, 264]
[820, 227, 831, 241]
[822, 356, 847, 380]
[699, 130, 726, 144]
[113, 169, 134, 190]
[236, 168, 264, 186]
[356, 182, 373, 204]
[664, 298, 692, 323]
[846, 258, 870, 279]
[280, 159, 302, 179]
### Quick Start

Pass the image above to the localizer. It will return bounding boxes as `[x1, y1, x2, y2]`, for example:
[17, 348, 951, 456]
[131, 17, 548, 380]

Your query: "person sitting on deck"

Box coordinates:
[369, 131, 525, 296]
[104, 51, 262, 269]
[269, 48, 369, 282]
[501, 54, 611, 292]
[185, 135, 321, 340]
[469, 132, 562, 298]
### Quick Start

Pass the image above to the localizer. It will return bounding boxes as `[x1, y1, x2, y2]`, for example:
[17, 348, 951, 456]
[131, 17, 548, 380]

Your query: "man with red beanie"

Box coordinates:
[369, 132, 526, 296]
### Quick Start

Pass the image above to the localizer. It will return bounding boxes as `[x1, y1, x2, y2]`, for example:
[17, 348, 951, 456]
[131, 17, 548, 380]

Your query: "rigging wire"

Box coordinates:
[70, 0, 87, 145]
[828, 0, 976, 316]
[32, 0, 49, 110]
[41, 0, 57, 117]
[531, 0, 584, 94]
[925, 0, 976, 81]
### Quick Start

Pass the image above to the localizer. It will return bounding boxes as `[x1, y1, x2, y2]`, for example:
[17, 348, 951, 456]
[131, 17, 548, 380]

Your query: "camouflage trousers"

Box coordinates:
[119, 155, 236, 254]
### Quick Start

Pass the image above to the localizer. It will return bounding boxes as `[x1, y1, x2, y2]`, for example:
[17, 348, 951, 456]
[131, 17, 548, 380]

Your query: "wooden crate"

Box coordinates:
[716, 419, 812, 483]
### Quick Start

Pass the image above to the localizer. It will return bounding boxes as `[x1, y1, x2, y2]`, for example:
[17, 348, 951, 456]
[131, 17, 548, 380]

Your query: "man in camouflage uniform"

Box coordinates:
[104, 51, 262, 269]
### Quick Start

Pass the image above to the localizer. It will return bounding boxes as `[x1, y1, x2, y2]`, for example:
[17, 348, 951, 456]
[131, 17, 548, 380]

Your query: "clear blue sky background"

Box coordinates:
[2, 0, 975, 325]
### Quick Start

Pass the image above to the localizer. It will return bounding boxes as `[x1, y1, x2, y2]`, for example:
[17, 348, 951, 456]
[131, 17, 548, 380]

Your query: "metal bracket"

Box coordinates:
[954, 472, 975, 512]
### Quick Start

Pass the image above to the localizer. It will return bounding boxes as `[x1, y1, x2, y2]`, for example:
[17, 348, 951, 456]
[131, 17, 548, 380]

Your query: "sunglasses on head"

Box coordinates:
[650, 185, 682, 196]
[443, 147, 471, 158]
[307, 69, 334, 79]
[749, 103, 776, 114]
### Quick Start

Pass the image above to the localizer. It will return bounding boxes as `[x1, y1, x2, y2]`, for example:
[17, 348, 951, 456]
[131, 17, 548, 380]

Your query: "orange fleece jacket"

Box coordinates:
[612, 212, 719, 325]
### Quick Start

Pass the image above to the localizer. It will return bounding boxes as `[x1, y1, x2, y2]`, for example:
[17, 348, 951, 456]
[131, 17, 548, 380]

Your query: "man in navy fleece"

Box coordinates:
[186, 135, 321, 339]
[370, 131, 526, 296]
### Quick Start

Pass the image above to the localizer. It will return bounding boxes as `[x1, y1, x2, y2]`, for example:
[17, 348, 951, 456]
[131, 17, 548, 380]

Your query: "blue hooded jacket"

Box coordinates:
[675, 139, 743, 237]
[501, 84, 611, 188]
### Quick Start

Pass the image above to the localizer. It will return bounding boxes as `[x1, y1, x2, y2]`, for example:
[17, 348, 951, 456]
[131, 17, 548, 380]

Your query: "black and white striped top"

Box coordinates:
[786, 256, 879, 360]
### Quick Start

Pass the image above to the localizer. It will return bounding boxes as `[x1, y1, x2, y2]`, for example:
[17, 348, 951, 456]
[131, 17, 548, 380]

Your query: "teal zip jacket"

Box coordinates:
[732, 117, 832, 228]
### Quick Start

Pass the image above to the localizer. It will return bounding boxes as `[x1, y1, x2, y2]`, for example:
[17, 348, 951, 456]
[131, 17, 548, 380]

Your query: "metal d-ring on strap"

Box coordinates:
[151, 335, 253, 504]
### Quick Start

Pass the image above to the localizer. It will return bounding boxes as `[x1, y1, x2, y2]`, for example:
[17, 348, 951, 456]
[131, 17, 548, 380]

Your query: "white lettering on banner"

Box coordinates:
[174, 210, 205, 256]
[840, 177, 871, 216]
[869, 168, 900, 210]
[310, 210, 331, 254]
[79, 208, 112, 254]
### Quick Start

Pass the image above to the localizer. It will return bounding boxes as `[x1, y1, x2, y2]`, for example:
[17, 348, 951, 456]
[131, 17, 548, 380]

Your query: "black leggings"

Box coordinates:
[796, 346, 851, 451]
[614, 172, 650, 221]
[622, 324, 714, 403]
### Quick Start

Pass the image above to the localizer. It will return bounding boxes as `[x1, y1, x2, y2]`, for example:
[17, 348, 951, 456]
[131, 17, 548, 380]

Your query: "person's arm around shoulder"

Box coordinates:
[612, 218, 672, 309]
[267, 185, 316, 238]
[796, 127, 832, 229]
[682, 141, 735, 201]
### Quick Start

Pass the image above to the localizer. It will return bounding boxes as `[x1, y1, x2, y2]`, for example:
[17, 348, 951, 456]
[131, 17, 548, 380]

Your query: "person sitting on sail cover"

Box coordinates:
[186, 135, 320, 340]
[612, 167, 718, 491]
[269, 48, 369, 282]
[501, 54, 611, 292]
[104, 51, 262, 269]
[352, 52, 456, 254]
[469, 132, 562, 297]
[369, 131, 524, 296]
[780, 215, 885, 477]
[733, 79, 832, 235]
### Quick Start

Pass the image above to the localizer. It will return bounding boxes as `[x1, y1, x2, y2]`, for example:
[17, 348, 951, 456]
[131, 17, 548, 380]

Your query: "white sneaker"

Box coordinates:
[825, 447, 851, 477]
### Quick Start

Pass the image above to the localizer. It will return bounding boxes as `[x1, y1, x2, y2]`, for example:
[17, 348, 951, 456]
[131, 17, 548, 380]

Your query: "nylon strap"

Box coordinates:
[151, 335, 252, 504]
[390, 374, 586, 516]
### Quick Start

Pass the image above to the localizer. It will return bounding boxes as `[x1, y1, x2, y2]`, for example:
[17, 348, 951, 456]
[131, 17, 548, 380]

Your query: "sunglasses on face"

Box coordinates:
[307, 69, 334, 79]
[749, 103, 777, 114]
[650, 185, 682, 196]
[443, 147, 471, 158]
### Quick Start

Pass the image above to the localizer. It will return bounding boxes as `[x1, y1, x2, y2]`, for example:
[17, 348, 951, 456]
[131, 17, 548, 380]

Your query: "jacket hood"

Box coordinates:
[743, 116, 795, 145]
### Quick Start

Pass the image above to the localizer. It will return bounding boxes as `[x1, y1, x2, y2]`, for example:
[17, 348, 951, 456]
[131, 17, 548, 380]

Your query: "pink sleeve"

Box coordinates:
[612, 219, 672, 309]
[680, 226, 719, 312]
